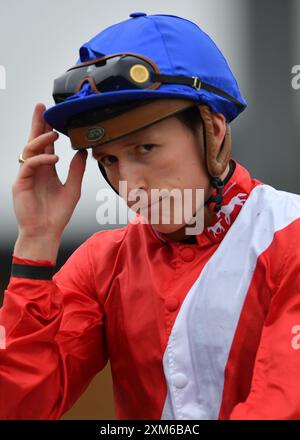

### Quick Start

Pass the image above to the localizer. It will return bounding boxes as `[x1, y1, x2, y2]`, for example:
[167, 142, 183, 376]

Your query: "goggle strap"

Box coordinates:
[152, 72, 244, 110]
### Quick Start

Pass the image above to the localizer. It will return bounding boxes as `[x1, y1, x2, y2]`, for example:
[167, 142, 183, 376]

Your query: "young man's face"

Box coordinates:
[92, 113, 227, 239]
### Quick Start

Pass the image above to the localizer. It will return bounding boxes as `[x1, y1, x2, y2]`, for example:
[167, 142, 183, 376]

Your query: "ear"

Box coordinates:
[197, 105, 231, 177]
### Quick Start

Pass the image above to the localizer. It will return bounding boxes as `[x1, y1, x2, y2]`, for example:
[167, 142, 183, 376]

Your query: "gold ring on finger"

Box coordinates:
[18, 153, 26, 164]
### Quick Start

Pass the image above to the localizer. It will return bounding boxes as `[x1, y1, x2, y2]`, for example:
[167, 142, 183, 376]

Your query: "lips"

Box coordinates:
[128, 199, 161, 211]
[127, 194, 169, 211]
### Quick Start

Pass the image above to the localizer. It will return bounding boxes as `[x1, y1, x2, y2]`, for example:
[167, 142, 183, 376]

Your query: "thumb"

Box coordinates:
[64, 149, 88, 198]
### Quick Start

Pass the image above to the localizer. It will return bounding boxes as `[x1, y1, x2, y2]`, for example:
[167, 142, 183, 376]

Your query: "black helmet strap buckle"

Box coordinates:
[204, 159, 235, 214]
[209, 176, 225, 213]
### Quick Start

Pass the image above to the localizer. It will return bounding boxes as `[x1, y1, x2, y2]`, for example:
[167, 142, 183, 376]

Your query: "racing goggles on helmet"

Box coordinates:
[52, 52, 244, 110]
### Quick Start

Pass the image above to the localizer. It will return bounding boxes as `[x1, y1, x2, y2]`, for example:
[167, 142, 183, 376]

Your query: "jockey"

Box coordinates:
[1, 12, 300, 420]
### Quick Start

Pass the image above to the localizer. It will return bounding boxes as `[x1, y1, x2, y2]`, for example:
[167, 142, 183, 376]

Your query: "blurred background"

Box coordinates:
[0, 0, 299, 419]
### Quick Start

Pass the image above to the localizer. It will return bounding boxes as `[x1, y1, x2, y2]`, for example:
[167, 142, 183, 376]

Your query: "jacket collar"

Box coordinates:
[149, 159, 263, 246]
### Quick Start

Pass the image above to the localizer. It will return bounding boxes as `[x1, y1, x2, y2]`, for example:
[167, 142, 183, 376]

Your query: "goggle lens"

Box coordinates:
[53, 54, 157, 104]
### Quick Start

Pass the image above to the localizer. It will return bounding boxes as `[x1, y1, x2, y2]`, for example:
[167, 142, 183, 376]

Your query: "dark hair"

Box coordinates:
[173, 105, 202, 137]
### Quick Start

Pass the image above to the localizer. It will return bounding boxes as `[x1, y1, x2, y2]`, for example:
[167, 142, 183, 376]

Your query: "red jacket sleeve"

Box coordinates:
[229, 230, 300, 419]
[0, 237, 108, 420]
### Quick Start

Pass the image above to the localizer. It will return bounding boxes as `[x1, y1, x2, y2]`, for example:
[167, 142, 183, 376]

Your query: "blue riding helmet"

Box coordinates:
[43, 12, 247, 136]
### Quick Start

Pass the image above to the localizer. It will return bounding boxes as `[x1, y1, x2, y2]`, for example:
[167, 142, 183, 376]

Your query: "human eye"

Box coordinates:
[99, 155, 117, 167]
[137, 144, 155, 154]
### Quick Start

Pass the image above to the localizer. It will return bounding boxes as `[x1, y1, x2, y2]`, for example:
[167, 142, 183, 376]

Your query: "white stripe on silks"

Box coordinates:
[161, 184, 300, 420]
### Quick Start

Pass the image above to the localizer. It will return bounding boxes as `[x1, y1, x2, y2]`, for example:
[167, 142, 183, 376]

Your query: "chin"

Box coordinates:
[150, 222, 186, 234]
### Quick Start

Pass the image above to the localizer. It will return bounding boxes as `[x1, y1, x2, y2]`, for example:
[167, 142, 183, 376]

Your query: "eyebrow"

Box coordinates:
[92, 142, 136, 160]
[92, 136, 156, 159]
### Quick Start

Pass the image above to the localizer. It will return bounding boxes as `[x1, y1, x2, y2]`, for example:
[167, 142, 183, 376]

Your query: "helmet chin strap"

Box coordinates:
[207, 160, 235, 211]
[196, 104, 232, 225]
[209, 176, 225, 213]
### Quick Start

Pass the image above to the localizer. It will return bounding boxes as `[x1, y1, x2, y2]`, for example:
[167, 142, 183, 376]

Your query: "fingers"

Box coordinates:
[44, 121, 53, 133]
[24, 103, 59, 160]
[44, 121, 55, 153]
[17, 154, 59, 181]
[64, 150, 88, 199]
[21, 131, 59, 161]
[27, 103, 47, 143]
[44, 121, 56, 155]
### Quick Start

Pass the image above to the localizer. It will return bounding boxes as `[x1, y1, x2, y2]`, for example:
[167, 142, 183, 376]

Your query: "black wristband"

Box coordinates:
[11, 263, 56, 280]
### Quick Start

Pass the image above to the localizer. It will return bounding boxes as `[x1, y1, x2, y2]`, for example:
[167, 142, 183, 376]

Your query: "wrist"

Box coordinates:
[14, 233, 62, 264]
